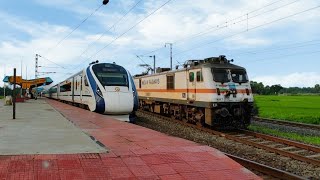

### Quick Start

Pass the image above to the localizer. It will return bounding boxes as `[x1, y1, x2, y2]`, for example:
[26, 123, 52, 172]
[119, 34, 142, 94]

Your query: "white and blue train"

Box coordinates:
[47, 62, 138, 122]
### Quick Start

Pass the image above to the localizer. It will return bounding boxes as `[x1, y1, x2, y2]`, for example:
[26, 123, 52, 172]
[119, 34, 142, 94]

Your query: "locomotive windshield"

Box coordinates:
[231, 69, 248, 83]
[212, 69, 229, 83]
[92, 64, 128, 87]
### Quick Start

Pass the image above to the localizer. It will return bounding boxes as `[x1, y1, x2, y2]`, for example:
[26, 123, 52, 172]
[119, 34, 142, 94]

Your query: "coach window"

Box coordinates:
[189, 72, 194, 82]
[75, 80, 77, 90]
[196, 71, 203, 82]
[167, 75, 174, 90]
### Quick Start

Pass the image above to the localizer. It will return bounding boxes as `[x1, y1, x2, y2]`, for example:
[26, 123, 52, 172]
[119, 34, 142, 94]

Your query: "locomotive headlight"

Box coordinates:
[213, 103, 218, 107]
[96, 88, 103, 98]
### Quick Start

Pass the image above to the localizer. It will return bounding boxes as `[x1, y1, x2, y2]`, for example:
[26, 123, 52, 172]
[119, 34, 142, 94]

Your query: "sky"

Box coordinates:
[0, 0, 319, 88]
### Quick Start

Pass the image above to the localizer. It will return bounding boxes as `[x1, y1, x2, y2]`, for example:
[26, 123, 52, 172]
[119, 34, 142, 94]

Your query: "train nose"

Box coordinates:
[104, 86, 134, 114]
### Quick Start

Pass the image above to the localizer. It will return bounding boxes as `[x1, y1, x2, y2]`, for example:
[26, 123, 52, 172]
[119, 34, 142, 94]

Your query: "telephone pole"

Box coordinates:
[165, 43, 173, 70]
[149, 55, 156, 74]
[35, 54, 39, 100]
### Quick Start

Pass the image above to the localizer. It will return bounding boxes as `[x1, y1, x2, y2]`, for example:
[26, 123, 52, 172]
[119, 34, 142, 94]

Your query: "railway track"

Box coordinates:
[137, 110, 320, 178]
[253, 116, 320, 131]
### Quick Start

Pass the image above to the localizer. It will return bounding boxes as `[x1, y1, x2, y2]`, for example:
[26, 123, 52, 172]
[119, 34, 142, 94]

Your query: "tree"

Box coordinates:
[315, 84, 320, 93]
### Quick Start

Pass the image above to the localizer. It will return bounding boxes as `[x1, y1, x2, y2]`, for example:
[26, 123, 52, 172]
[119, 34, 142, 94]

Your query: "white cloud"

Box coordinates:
[252, 72, 320, 87]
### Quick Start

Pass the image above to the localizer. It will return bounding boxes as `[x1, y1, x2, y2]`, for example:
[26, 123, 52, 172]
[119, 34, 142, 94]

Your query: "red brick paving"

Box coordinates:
[0, 99, 262, 179]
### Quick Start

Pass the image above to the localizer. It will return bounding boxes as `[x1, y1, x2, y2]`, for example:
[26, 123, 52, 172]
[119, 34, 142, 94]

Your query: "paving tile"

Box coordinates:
[34, 170, 60, 180]
[83, 167, 109, 179]
[80, 158, 104, 169]
[168, 162, 195, 173]
[99, 152, 118, 159]
[102, 157, 126, 167]
[122, 157, 147, 166]
[59, 169, 86, 180]
[158, 154, 184, 163]
[34, 160, 58, 171]
[159, 174, 184, 180]
[57, 159, 82, 170]
[78, 153, 101, 159]
[34, 155, 57, 160]
[180, 172, 208, 180]
[8, 160, 33, 173]
[140, 155, 166, 165]
[150, 164, 177, 176]
[130, 148, 153, 156]
[176, 152, 218, 162]
[128, 166, 156, 177]
[7, 171, 33, 180]
[187, 160, 236, 172]
[106, 166, 135, 179]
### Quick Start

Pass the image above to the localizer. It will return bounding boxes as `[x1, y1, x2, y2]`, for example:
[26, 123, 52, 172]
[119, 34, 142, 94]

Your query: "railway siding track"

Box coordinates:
[227, 130, 320, 166]
[253, 116, 320, 131]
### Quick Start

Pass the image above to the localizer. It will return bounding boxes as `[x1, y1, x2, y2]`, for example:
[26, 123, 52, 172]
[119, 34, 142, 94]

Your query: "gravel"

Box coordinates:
[251, 120, 320, 137]
[136, 111, 320, 179]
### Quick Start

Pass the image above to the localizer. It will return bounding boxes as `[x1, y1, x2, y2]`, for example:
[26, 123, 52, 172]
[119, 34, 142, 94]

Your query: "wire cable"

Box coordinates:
[87, 0, 173, 61]
[44, 4, 104, 55]
[76, 0, 143, 59]
[38, 55, 66, 69]
[173, 5, 320, 57]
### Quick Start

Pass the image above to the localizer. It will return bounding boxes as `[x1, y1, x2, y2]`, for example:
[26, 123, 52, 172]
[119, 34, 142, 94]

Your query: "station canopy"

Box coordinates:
[3, 76, 53, 89]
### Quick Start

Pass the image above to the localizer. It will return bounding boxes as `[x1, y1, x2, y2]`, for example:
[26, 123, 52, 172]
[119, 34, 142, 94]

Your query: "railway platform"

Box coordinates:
[0, 98, 261, 179]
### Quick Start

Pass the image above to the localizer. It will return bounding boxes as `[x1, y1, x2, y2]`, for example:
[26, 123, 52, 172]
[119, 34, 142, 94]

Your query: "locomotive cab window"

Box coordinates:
[92, 64, 128, 87]
[167, 75, 175, 90]
[212, 68, 229, 83]
[189, 72, 194, 82]
[231, 69, 248, 83]
[196, 71, 203, 82]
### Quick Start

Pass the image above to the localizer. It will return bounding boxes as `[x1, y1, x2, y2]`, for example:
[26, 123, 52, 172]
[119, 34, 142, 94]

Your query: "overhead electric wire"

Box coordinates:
[38, 55, 66, 69]
[70, 0, 152, 71]
[87, 0, 173, 61]
[173, 5, 320, 57]
[231, 39, 320, 56]
[76, 0, 143, 59]
[44, 4, 104, 55]
[142, 0, 290, 56]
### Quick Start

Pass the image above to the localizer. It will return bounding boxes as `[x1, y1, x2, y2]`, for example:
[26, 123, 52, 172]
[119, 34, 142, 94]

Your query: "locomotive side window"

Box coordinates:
[212, 69, 229, 83]
[231, 69, 248, 83]
[167, 75, 175, 90]
[139, 79, 142, 89]
[189, 72, 194, 82]
[196, 71, 203, 82]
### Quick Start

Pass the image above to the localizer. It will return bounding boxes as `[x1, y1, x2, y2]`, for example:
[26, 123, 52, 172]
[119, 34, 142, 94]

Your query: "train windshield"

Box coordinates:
[230, 69, 248, 83]
[212, 69, 229, 83]
[92, 64, 128, 87]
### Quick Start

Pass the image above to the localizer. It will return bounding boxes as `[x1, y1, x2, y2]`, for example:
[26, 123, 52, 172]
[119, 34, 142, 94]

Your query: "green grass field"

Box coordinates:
[0, 96, 3, 99]
[254, 95, 320, 125]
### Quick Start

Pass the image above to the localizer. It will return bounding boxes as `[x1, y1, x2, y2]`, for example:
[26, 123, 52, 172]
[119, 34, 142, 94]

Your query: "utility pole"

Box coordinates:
[149, 55, 156, 74]
[13, 68, 16, 119]
[3, 65, 6, 97]
[165, 43, 173, 70]
[35, 54, 39, 100]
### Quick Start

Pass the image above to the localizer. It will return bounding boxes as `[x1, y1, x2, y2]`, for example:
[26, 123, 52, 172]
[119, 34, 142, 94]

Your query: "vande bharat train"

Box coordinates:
[134, 55, 253, 129]
[47, 62, 138, 122]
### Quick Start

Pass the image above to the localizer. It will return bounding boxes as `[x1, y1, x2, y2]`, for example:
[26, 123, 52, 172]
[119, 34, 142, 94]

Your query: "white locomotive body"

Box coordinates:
[48, 63, 138, 122]
[134, 56, 253, 128]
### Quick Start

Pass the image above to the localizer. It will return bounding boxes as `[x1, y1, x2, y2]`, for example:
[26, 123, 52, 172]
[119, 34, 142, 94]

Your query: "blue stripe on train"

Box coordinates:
[86, 67, 105, 113]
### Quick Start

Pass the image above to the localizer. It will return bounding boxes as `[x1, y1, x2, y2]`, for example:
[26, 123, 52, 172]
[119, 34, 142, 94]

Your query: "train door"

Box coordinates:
[187, 70, 196, 101]
[80, 76, 83, 103]
[72, 77, 75, 103]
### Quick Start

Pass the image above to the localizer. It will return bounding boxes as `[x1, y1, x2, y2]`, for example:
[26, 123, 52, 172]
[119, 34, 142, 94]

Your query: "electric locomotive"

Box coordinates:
[48, 62, 138, 122]
[134, 55, 253, 129]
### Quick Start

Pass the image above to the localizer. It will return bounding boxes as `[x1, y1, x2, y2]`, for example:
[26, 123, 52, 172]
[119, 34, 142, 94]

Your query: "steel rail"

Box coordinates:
[253, 116, 320, 131]
[137, 110, 310, 179]
[137, 110, 320, 167]
[225, 153, 306, 180]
